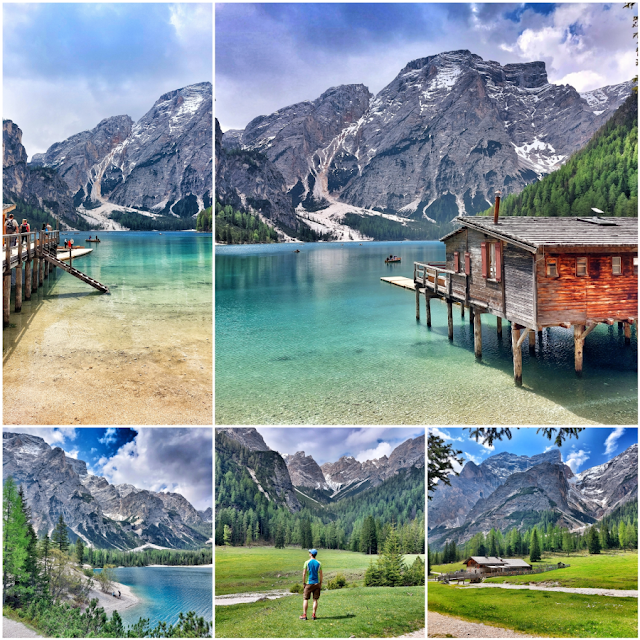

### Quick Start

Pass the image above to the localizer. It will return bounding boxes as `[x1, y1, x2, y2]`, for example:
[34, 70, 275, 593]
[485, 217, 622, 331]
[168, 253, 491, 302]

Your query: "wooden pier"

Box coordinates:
[3, 229, 109, 328]
[405, 210, 638, 385]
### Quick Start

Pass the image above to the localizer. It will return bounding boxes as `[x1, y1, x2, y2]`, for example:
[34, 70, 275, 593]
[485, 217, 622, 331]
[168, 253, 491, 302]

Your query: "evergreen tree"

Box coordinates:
[75, 539, 85, 565]
[562, 530, 573, 556]
[51, 514, 70, 553]
[40, 534, 52, 579]
[380, 524, 405, 586]
[274, 525, 285, 549]
[3, 477, 30, 605]
[223, 525, 232, 546]
[361, 515, 378, 554]
[588, 525, 601, 554]
[529, 528, 541, 563]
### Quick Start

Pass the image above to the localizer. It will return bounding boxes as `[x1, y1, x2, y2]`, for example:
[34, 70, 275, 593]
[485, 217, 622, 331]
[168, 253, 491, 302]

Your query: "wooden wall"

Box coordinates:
[536, 247, 638, 325]
[504, 244, 535, 326]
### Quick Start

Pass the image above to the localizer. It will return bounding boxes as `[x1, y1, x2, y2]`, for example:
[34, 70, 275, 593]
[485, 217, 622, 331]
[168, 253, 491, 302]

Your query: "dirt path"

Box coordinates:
[428, 611, 540, 638]
[460, 583, 638, 597]
[2, 617, 43, 638]
[394, 627, 425, 638]
[215, 589, 297, 605]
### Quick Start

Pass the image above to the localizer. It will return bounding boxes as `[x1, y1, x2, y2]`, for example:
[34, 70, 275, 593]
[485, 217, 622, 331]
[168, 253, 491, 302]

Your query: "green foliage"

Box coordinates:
[3, 477, 30, 604]
[214, 200, 279, 244]
[428, 433, 463, 499]
[83, 546, 211, 568]
[52, 514, 70, 553]
[342, 212, 457, 241]
[108, 211, 196, 231]
[8, 200, 58, 231]
[588, 525, 602, 554]
[196, 207, 212, 233]
[529, 527, 542, 562]
[428, 581, 637, 638]
[480, 95, 638, 219]
[363, 524, 422, 587]
[75, 539, 85, 565]
[289, 583, 302, 593]
[327, 573, 347, 589]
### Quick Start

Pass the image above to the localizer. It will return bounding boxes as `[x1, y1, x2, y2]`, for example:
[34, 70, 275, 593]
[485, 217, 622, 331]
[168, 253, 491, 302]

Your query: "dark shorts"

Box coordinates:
[303, 583, 321, 600]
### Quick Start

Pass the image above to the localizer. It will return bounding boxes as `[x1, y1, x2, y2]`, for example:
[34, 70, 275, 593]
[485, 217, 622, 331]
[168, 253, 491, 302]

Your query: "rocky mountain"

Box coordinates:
[221, 50, 632, 232]
[215, 118, 299, 232]
[15, 82, 212, 229]
[215, 427, 271, 452]
[429, 444, 638, 548]
[3, 120, 82, 225]
[3, 431, 210, 550]
[197, 507, 212, 523]
[282, 451, 330, 490]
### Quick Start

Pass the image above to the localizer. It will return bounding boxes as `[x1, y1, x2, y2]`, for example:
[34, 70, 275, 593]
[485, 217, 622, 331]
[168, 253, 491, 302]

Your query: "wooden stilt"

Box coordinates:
[4, 273, 12, 327]
[415, 286, 420, 321]
[461, 304, 465, 319]
[528, 329, 535, 353]
[512, 325, 522, 386]
[25, 259, 32, 300]
[426, 296, 431, 328]
[15, 242, 23, 312]
[469, 306, 474, 326]
[618, 321, 624, 330]
[496, 316, 502, 338]
[39, 257, 43, 286]
[447, 300, 453, 340]
[473, 310, 482, 358]
[574, 324, 585, 375]
[32, 258, 38, 293]
[45, 258, 49, 279]
[624, 322, 631, 345]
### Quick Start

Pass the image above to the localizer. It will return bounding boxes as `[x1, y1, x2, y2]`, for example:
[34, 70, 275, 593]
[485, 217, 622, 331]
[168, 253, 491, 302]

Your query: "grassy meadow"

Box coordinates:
[216, 585, 425, 638]
[431, 551, 638, 590]
[215, 545, 424, 595]
[428, 582, 637, 638]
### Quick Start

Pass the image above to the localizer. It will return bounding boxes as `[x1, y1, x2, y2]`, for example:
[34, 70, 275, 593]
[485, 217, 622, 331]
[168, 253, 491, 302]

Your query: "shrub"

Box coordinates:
[83, 568, 94, 579]
[328, 573, 348, 589]
[289, 583, 302, 594]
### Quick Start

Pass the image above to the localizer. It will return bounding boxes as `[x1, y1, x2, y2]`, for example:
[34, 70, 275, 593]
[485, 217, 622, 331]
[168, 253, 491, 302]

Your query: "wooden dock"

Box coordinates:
[3, 229, 109, 328]
[380, 276, 418, 291]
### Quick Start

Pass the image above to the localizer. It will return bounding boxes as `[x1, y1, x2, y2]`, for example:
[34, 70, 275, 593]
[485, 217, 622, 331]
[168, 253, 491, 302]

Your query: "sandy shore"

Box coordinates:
[85, 578, 140, 615]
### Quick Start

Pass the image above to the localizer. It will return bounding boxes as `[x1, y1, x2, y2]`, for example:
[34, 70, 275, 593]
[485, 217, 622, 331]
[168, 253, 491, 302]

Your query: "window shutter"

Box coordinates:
[454, 251, 459, 272]
[481, 242, 488, 278]
[495, 243, 502, 282]
[465, 252, 470, 275]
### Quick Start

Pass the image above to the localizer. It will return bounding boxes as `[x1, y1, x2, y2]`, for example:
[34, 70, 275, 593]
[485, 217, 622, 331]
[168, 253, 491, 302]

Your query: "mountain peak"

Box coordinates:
[216, 427, 271, 452]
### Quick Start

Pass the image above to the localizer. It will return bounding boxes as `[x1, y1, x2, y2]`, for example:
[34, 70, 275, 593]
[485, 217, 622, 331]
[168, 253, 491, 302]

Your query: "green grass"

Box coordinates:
[430, 562, 466, 574]
[483, 551, 638, 590]
[215, 546, 424, 595]
[428, 582, 637, 638]
[215, 586, 425, 638]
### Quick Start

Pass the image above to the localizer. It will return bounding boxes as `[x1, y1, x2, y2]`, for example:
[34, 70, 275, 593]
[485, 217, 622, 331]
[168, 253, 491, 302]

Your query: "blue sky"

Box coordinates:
[431, 427, 638, 474]
[258, 427, 424, 465]
[216, 2, 637, 131]
[3, 428, 212, 510]
[4, 3, 212, 157]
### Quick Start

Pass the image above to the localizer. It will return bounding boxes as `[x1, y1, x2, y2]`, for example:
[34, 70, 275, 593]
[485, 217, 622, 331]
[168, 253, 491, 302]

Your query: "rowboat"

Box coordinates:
[385, 257, 401, 263]
[86, 239, 101, 243]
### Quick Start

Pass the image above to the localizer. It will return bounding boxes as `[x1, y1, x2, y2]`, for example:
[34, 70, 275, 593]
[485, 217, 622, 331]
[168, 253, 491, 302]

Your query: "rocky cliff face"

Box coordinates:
[3, 431, 209, 550]
[215, 427, 271, 452]
[3, 120, 82, 224]
[282, 451, 329, 490]
[215, 119, 299, 231]
[197, 507, 212, 523]
[222, 50, 632, 228]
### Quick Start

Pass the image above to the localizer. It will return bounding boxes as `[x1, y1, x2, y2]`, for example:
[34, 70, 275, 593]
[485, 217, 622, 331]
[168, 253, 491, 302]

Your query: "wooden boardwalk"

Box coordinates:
[380, 276, 417, 290]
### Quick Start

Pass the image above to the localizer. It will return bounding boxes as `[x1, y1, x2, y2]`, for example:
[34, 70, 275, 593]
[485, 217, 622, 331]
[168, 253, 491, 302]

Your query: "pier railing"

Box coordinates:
[3, 230, 60, 272]
[414, 261, 469, 300]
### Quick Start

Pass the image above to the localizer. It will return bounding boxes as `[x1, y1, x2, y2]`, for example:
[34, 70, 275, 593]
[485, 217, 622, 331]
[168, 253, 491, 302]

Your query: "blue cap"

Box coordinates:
[309, 549, 318, 555]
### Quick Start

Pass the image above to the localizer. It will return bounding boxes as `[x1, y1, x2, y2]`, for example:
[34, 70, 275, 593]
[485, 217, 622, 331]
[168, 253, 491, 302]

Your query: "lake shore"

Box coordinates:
[86, 578, 140, 616]
[146, 563, 213, 567]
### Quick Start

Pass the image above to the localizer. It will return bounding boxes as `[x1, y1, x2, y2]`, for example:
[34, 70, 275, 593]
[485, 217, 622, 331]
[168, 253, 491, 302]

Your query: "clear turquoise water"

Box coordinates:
[109, 566, 212, 629]
[215, 242, 637, 425]
[3, 231, 212, 424]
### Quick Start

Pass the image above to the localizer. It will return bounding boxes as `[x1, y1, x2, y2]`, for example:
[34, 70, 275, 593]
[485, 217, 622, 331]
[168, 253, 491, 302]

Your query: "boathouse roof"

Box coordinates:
[441, 216, 638, 252]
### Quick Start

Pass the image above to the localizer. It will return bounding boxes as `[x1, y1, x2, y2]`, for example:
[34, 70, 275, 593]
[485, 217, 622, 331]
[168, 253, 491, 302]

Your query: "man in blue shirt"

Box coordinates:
[300, 549, 323, 620]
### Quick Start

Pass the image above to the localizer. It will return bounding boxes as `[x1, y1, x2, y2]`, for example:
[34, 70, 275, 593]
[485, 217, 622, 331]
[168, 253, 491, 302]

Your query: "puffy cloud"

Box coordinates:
[64, 449, 79, 460]
[355, 442, 393, 463]
[565, 449, 590, 472]
[98, 429, 211, 510]
[463, 452, 483, 465]
[428, 427, 465, 442]
[3, 427, 76, 446]
[604, 428, 626, 456]
[98, 428, 118, 445]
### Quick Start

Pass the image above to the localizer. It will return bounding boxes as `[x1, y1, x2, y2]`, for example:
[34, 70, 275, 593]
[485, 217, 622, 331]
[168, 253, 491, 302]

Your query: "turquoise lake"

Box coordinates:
[109, 566, 212, 629]
[3, 231, 212, 425]
[215, 241, 637, 425]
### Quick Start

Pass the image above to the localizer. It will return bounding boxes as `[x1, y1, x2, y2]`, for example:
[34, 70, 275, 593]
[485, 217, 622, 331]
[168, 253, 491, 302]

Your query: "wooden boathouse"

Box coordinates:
[412, 204, 637, 385]
[3, 222, 109, 328]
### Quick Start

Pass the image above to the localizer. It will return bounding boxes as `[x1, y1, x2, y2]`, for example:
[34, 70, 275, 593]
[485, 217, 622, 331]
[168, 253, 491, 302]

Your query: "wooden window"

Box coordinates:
[612, 256, 622, 275]
[634, 256, 638, 276]
[465, 252, 470, 275]
[488, 243, 496, 278]
[494, 242, 502, 283]
[481, 242, 501, 281]
[576, 257, 588, 277]
[546, 258, 558, 277]
[454, 251, 459, 272]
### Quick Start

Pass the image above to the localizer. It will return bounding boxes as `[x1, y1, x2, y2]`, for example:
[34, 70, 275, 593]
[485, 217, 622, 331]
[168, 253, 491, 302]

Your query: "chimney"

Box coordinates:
[493, 190, 502, 224]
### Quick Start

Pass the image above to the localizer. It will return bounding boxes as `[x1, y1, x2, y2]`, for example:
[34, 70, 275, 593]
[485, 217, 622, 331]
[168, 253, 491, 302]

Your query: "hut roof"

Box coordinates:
[441, 216, 638, 252]
[463, 556, 505, 566]
[500, 558, 532, 568]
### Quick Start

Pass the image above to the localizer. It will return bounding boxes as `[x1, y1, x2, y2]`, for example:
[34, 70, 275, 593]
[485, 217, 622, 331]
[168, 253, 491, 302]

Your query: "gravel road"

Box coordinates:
[3, 617, 43, 638]
[459, 583, 638, 597]
[428, 611, 539, 638]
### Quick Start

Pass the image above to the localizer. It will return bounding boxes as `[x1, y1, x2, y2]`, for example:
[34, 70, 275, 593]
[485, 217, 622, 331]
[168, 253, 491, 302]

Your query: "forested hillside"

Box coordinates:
[215, 200, 279, 244]
[480, 94, 638, 218]
[215, 435, 424, 554]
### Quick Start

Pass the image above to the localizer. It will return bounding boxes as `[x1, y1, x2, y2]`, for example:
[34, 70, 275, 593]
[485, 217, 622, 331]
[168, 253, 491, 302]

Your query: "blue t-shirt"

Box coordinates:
[304, 558, 321, 584]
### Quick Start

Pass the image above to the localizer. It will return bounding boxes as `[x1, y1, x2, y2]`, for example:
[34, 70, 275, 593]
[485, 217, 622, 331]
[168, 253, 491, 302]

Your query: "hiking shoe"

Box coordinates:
[312, 615, 317, 620]
[299, 615, 307, 620]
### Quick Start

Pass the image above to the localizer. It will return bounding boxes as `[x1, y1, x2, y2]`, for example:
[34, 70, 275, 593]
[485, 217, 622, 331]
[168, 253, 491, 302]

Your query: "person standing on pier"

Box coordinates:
[20, 219, 30, 245]
[6, 214, 19, 246]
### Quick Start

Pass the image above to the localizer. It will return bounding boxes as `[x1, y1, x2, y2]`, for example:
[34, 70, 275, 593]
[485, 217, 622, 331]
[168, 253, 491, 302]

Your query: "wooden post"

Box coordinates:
[461, 304, 465, 319]
[25, 257, 32, 300]
[415, 285, 420, 321]
[447, 300, 453, 340]
[3, 273, 10, 328]
[574, 324, 585, 375]
[473, 310, 482, 358]
[469, 306, 474, 326]
[496, 316, 502, 338]
[528, 329, 535, 353]
[38, 233, 43, 287]
[512, 325, 522, 386]
[426, 296, 431, 328]
[15, 239, 23, 312]
[624, 322, 631, 345]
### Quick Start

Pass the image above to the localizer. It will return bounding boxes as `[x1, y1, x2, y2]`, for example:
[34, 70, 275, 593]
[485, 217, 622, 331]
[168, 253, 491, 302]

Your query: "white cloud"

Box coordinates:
[544, 445, 555, 453]
[90, 447, 97, 453]
[604, 428, 626, 456]
[98, 427, 117, 445]
[3, 427, 76, 446]
[429, 427, 464, 442]
[100, 428, 211, 510]
[64, 449, 79, 459]
[355, 442, 393, 463]
[463, 452, 483, 465]
[565, 449, 590, 472]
